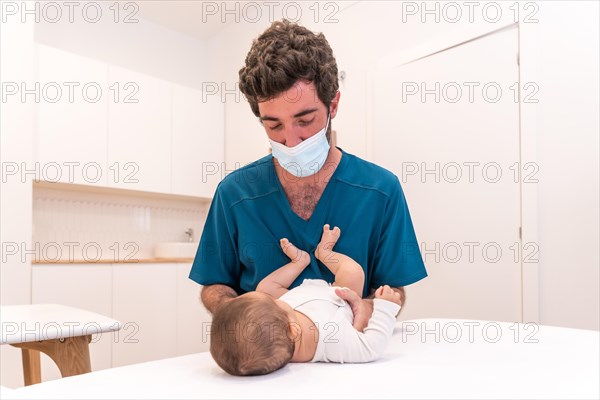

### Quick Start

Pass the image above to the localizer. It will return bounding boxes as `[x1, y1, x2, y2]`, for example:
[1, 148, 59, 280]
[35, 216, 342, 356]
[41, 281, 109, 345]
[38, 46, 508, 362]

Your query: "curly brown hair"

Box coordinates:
[209, 294, 295, 376]
[238, 19, 339, 117]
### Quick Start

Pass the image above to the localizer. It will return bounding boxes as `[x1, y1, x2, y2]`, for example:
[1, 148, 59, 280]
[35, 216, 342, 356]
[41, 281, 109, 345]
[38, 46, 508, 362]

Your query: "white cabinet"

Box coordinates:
[108, 66, 172, 193]
[172, 84, 224, 198]
[35, 49, 224, 198]
[36, 45, 108, 186]
[111, 263, 177, 367]
[31, 264, 113, 381]
[176, 263, 212, 355]
[30, 262, 209, 373]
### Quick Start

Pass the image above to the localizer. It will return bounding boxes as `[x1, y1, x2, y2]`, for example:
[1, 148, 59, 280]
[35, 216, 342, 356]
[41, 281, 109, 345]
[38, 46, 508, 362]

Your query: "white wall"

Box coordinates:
[316, 0, 516, 159]
[535, 2, 599, 330]
[0, 16, 35, 388]
[208, 0, 518, 164]
[205, 21, 267, 168]
[34, 3, 208, 89]
[209, 1, 599, 330]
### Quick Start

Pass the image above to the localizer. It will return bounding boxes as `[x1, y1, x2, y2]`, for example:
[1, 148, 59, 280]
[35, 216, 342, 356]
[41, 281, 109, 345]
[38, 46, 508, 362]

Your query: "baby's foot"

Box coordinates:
[315, 224, 341, 262]
[280, 238, 310, 266]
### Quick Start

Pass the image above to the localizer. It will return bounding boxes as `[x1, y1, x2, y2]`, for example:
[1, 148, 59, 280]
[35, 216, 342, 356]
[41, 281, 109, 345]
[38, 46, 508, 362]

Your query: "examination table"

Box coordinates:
[3, 319, 598, 399]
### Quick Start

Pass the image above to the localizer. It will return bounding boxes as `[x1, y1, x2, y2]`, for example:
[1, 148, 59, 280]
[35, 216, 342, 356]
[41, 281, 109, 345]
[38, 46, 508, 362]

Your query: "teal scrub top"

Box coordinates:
[189, 148, 427, 297]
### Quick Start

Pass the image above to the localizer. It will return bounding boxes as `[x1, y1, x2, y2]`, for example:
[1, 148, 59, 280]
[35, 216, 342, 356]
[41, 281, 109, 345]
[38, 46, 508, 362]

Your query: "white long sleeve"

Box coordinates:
[318, 299, 401, 363]
[280, 280, 401, 363]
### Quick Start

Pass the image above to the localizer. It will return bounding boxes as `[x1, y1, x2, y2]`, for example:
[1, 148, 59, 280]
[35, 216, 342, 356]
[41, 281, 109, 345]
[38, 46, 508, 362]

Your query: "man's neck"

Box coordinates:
[273, 146, 342, 220]
[274, 146, 342, 188]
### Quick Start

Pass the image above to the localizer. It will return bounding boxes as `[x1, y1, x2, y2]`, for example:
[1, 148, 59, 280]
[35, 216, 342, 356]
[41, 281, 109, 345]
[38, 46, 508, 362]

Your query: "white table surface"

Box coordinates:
[4, 319, 599, 399]
[1, 304, 121, 344]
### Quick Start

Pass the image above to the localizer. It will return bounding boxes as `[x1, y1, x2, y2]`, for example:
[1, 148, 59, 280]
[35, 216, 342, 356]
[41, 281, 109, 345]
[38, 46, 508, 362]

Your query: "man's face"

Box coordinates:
[258, 81, 338, 147]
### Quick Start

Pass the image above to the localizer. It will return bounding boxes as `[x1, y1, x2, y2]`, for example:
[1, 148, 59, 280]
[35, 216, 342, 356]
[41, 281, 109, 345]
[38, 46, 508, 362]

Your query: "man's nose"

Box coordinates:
[282, 129, 303, 148]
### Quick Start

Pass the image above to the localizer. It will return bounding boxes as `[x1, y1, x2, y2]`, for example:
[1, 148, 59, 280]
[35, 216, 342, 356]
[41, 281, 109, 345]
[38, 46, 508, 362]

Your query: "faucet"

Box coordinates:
[184, 228, 194, 242]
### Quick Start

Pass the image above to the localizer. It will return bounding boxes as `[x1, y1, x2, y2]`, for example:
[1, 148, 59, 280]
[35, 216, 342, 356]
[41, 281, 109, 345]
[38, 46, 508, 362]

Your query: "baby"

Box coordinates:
[209, 224, 402, 376]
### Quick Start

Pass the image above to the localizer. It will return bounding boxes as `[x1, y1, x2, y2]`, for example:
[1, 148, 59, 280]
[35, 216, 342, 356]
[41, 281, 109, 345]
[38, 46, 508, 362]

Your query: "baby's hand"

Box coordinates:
[374, 285, 402, 306]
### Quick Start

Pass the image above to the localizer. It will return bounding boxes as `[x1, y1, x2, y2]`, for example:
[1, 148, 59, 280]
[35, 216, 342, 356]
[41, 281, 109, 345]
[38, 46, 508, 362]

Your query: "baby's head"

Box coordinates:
[210, 292, 295, 376]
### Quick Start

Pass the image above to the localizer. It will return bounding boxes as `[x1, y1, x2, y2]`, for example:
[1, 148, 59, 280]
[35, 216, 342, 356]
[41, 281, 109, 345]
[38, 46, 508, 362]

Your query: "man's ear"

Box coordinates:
[330, 91, 341, 118]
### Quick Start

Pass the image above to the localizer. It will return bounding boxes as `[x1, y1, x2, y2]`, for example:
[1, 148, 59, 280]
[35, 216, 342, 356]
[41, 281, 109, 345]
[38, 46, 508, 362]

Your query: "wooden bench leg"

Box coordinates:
[12, 335, 92, 385]
[20, 348, 41, 386]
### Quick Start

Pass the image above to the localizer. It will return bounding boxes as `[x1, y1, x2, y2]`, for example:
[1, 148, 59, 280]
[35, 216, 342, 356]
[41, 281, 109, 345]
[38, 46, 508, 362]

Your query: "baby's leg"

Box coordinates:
[280, 238, 311, 266]
[315, 224, 365, 296]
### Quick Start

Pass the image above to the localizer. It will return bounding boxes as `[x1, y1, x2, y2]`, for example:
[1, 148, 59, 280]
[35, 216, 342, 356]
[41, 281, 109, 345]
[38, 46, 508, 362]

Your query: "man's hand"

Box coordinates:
[374, 285, 402, 307]
[335, 287, 374, 332]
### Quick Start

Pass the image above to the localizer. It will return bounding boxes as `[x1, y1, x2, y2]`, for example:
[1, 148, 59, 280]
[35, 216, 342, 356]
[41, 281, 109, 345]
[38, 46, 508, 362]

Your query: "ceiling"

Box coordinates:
[137, 1, 360, 42]
[136, 1, 239, 41]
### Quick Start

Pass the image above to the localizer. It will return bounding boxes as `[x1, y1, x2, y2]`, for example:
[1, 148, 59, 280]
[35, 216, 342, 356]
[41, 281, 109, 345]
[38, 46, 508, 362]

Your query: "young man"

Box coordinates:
[189, 20, 427, 330]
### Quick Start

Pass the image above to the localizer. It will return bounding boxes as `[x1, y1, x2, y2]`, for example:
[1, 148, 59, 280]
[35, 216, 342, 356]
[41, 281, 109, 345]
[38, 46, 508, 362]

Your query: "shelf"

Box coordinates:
[32, 258, 194, 265]
[33, 180, 213, 203]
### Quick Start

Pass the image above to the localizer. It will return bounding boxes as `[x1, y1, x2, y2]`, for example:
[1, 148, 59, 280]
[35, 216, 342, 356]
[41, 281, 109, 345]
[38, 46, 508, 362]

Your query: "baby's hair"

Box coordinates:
[210, 294, 294, 376]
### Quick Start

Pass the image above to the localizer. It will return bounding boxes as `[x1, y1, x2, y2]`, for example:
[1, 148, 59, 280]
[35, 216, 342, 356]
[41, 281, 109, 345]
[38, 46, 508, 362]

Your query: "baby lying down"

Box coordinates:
[210, 224, 402, 376]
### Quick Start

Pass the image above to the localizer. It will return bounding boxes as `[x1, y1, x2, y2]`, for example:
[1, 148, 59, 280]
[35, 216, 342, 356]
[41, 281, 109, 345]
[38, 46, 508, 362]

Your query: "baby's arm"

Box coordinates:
[351, 286, 402, 360]
[324, 286, 401, 363]
[373, 285, 403, 306]
[315, 224, 365, 296]
[349, 297, 400, 362]
[256, 238, 310, 298]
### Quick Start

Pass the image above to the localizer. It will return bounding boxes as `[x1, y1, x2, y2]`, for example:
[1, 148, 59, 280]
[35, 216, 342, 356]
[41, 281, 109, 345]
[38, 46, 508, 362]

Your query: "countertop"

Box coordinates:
[32, 258, 194, 264]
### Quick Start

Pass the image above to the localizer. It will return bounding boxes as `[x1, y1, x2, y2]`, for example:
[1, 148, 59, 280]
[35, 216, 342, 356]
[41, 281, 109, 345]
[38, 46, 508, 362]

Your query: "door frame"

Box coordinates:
[366, 21, 540, 323]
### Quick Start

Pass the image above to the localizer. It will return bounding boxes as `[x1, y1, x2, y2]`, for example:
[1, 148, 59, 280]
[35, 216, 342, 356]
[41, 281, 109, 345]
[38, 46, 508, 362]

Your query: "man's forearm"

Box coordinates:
[200, 284, 238, 314]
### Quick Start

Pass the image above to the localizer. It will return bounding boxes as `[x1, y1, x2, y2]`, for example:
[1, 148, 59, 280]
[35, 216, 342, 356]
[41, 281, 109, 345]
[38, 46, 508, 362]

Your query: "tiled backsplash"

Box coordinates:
[32, 183, 210, 262]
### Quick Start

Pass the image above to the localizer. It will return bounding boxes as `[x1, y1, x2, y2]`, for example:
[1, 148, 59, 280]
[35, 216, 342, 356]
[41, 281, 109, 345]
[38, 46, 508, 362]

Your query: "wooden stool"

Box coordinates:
[1, 304, 121, 386]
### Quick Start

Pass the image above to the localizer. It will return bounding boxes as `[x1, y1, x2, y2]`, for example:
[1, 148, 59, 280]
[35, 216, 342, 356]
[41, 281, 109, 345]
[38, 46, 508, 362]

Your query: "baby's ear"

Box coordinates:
[286, 321, 302, 343]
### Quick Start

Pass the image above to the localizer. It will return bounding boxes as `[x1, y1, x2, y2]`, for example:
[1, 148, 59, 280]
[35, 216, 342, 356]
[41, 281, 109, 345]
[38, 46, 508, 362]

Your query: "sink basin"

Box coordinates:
[154, 242, 199, 259]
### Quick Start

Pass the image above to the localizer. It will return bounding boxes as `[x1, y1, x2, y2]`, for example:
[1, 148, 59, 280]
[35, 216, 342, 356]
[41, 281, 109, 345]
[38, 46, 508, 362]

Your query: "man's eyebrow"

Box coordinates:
[259, 108, 318, 122]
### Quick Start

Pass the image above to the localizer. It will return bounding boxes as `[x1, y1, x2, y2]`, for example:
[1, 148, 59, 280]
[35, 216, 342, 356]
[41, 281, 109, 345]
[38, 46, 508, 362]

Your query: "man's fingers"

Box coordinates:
[335, 288, 356, 306]
[335, 287, 359, 302]
[336, 288, 362, 318]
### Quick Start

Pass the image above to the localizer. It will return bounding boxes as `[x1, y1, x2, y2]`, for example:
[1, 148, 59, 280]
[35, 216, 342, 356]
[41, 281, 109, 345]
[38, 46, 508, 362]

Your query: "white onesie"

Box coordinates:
[279, 279, 401, 363]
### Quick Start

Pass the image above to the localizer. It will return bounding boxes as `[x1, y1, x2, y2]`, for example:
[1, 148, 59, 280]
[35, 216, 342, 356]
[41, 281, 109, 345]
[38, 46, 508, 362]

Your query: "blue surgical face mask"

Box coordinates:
[269, 116, 330, 178]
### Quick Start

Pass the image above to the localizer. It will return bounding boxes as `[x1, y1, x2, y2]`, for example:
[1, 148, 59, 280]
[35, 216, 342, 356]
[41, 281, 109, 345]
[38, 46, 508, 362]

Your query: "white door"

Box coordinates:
[372, 27, 523, 322]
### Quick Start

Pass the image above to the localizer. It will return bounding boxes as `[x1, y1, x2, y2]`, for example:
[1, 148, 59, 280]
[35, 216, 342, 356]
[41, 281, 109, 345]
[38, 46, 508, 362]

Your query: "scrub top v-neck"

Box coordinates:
[271, 150, 342, 234]
[189, 147, 427, 297]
